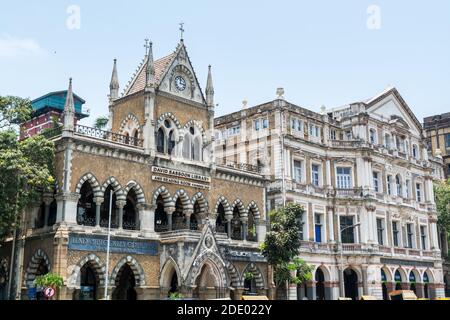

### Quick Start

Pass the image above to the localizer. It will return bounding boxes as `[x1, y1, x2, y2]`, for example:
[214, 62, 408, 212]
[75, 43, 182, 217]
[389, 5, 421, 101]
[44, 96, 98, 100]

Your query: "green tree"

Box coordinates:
[435, 179, 450, 237]
[260, 203, 313, 299]
[93, 116, 109, 130]
[0, 96, 55, 238]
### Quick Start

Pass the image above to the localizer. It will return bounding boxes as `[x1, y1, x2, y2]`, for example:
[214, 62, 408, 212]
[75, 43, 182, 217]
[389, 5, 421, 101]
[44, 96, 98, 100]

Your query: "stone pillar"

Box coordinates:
[338, 265, 345, 298]
[256, 219, 266, 242]
[306, 280, 316, 300]
[166, 207, 175, 231]
[401, 282, 409, 290]
[138, 203, 155, 234]
[326, 159, 332, 187]
[116, 200, 125, 229]
[361, 265, 369, 295]
[327, 206, 335, 242]
[429, 217, 440, 251]
[185, 209, 193, 229]
[42, 194, 54, 227]
[55, 193, 80, 224]
[233, 288, 244, 300]
[94, 197, 104, 227]
[324, 282, 333, 300]
[225, 213, 232, 238]
[288, 283, 297, 300]
[415, 283, 424, 298]
[241, 213, 248, 241]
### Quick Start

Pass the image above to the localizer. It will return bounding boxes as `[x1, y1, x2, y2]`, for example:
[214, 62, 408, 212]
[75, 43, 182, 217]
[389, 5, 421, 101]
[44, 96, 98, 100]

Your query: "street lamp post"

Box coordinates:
[338, 222, 361, 298]
[103, 189, 114, 300]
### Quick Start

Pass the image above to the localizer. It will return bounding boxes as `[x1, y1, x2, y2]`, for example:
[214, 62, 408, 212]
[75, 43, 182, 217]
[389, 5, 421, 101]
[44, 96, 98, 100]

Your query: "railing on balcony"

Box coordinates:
[75, 124, 144, 148]
[292, 182, 307, 192]
[123, 220, 138, 231]
[155, 222, 169, 232]
[99, 219, 118, 229]
[329, 140, 361, 148]
[40, 126, 62, 139]
[333, 188, 363, 198]
[379, 246, 392, 253]
[422, 251, 434, 257]
[77, 216, 96, 227]
[408, 249, 421, 256]
[341, 243, 362, 252]
[394, 248, 406, 255]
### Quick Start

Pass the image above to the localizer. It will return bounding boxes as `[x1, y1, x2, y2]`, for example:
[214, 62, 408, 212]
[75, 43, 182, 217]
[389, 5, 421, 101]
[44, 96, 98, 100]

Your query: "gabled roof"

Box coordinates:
[122, 52, 176, 96]
[365, 86, 423, 131]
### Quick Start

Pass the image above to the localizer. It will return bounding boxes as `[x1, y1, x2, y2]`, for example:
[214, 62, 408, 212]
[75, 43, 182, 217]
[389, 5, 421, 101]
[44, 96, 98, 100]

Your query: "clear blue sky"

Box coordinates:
[1, 0, 449, 126]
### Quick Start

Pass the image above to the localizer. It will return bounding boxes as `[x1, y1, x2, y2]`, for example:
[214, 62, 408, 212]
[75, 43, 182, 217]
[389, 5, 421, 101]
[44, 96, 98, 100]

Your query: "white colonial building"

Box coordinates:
[214, 86, 446, 300]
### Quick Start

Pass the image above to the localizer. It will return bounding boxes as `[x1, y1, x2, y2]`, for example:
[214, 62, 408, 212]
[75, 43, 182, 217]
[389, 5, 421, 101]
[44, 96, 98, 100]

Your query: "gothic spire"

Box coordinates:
[63, 77, 75, 132]
[146, 41, 155, 88]
[109, 59, 119, 100]
[206, 65, 214, 107]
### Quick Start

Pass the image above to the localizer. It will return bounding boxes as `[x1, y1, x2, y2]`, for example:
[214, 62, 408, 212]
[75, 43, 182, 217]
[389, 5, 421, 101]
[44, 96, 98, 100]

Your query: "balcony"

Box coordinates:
[332, 188, 363, 198]
[75, 124, 144, 148]
[329, 140, 361, 148]
[216, 159, 261, 173]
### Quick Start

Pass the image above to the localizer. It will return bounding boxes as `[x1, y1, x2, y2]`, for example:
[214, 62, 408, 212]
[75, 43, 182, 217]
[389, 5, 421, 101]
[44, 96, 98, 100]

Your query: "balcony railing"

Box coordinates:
[40, 126, 62, 139]
[329, 140, 361, 148]
[333, 188, 363, 198]
[75, 124, 144, 148]
[217, 159, 261, 173]
[394, 248, 406, 255]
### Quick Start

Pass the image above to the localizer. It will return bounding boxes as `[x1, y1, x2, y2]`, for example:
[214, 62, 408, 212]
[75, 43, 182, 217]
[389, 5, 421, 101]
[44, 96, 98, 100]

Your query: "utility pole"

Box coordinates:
[103, 189, 114, 300]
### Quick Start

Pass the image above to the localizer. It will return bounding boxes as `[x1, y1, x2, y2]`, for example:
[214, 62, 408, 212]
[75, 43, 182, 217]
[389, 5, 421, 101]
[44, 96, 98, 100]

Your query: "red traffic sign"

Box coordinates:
[43, 287, 56, 298]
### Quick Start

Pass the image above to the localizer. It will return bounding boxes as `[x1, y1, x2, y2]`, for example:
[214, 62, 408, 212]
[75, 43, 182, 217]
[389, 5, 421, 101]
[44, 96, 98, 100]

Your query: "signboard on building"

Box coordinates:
[68, 234, 158, 255]
[224, 248, 267, 262]
[151, 166, 211, 190]
[380, 258, 434, 268]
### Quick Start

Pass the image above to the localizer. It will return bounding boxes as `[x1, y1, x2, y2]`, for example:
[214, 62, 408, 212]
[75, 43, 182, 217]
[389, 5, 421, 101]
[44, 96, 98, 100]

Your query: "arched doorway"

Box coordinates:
[77, 181, 96, 226]
[35, 260, 49, 300]
[193, 263, 221, 300]
[423, 271, 430, 299]
[155, 195, 168, 232]
[123, 189, 138, 230]
[169, 271, 179, 296]
[112, 264, 137, 300]
[409, 271, 417, 294]
[215, 203, 227, 234]
[79, 264, 98, 300]
[381, 269, 389, 300]
[394, 270, 402, 290]
[344, 268, 358, 300]
[315, 268, 325, 300]
[231, 206, 242, 240]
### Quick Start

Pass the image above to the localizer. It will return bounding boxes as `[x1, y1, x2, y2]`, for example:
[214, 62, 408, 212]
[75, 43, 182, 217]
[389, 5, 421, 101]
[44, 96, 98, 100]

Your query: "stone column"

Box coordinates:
[137, 203, 155, 235]
[327, 206, 335, 243]
[306, 280, 316, 300]
[225, 212, 233, 238]
[55, 193, 80, 224]
[116, 200, 126, 229]
[288, 270, 297, 300]
[385, 282, 395, 299]
[166, 207, 175, 231]
[185, 209, 193, 229]
[241, 212, 248, 241]
[326, 159, 332, 187]
[94, 197, 104, 227]
[415, 283, 424, 298]
[361, 264, 369, 295]
[42, 194, 54, 227]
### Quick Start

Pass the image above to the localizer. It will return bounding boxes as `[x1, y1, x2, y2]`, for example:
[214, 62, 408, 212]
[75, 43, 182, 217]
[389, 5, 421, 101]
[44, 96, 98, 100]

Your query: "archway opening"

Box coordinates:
[231, 206, 242, 240]
[112, 264, 136, 300]
[315, 268, 325, 300]
[193, 263, 221, 300]
[173, 198, 185, 230]
[78, 264, 98, 300]
[215, 203, 227, 234]
[394, 270, 402, 290]
[77, 181, 96, 226]
[35, 260, 49, 300]
[381, 269, 389, 300]
[409, 272, 417, 294]
[100, 185, 118, 228]
[123, 189, 138, 230]
[191, 201, 201, 231]
[423, 272, 430, 299]
[169, 271, 179, 297]
[247, 209, 257, 242]
[344, 268, 358, 300]
[155, 195, 168, 232]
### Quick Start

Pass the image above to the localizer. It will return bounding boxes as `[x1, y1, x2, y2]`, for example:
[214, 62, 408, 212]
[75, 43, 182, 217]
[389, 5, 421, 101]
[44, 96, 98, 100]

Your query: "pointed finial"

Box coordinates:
[109, 59, 119, 100]
[65, 77, 74, 112]
[146, 40, 155, 88]
[276, 87, 285, 100]
[144, 38, 150, 56]
[206, 65, 214, 107]
[63, 77, 75, 132]
[179, 22, 185, 40]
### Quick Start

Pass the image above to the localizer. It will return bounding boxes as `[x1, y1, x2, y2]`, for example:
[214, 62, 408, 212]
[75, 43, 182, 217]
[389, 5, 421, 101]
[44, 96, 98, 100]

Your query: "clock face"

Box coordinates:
[174, 76, 186, 91]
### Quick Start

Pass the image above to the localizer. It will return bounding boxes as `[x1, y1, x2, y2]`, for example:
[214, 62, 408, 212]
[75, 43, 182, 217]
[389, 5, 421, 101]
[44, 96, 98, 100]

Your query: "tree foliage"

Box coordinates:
[435, 179, 450, 235]
[260, 203, 313, 287]
[93, 116, 108, 130]
[0, 96, 55, 238]
[0, 96, 32, 129]
[35, 273, 64, 289]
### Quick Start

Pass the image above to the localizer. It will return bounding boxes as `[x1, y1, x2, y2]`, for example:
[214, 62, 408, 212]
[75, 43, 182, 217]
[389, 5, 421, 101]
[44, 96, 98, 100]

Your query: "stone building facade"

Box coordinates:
[0, 40, 269, 300]
[214, 86, 446, 300]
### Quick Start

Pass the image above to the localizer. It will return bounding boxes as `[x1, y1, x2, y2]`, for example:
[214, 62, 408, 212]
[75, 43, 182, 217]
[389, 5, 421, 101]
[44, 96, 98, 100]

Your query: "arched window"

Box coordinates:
[156, 128, 165, 154]
[315, 268, 325, 300]
[100, 186, 118, 228]
[154, 195, 168, 232]
[409, 272, 417, 294]
[183, 126, 202, 161]
[381, 269, 388, 300]
[216, 203, 227, 234]
[77, 182, 96, 227]
[191, 201, 201, 231]
[247, 209, 257, 242]
[412, 145, 419, 159]
[78, 264, 98, 300]
[394, 270, 402, 290]
[173, 198, 185, 230]
[36, 202, 46, 228]
[132, 129, 139, 146]
[369, 129, 377, 144]
[423, 272, 430, 299]
[168, 130, 175, 155]
[123, 189, 138, 230]
[396, 175, 402, 197]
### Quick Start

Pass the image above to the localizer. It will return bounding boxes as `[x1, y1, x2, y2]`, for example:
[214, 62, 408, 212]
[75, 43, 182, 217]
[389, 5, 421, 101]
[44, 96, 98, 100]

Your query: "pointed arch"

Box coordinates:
[118, 113, 142, 137]
[246, 201, 261, 219]
[185, 251, 227, 289]
[157, 112, 182, 130]
[123, 181, 146, 204]
[381, 265, 393, 282]
[110, 256, 145, 287]
[152, 186, 173, 207]
[23, 249, 51, 287]
[226, 262, 241, 287]
[172, 189, 192, 211]
[423, 269, 435, 283]
[191, 192, 209, 216]
[232, 199, 247, 216]
[101, 177, 125, 201]
[214, 196, 232, 215]
[75, 173, 102, 197]
[409, 268, 421, 283]
[242, 263, 265, 289]
[159, 257, 182, 288]
[394, 267, 407, 282]
[314, 264, 331, 282]
[183, 120, 206, 141]
[67, 253, 106, 288]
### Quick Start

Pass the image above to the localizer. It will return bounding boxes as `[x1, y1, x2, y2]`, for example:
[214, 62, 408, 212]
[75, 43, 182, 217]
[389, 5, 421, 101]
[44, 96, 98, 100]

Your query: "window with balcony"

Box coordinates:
[377, 218, 384, 245]
[406, 223, 414, 248]
[336, 167, 352, 189]
[293, 160, 303, 183]
[340, 216, 355, 243]
[369, 129, 377, 144]
[345, 130, 352, 140]
[420, 226, 427, 250]
[311, 164, 320, 187]
[392, 221, 400, 247]
[315, 214, 323, 243]
[373, 171, 380, 192]
[416, 183, 422, 202]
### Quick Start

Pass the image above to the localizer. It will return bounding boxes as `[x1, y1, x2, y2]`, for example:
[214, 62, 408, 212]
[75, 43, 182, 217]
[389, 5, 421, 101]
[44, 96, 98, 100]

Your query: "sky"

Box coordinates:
[0, 0, 449, 126]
